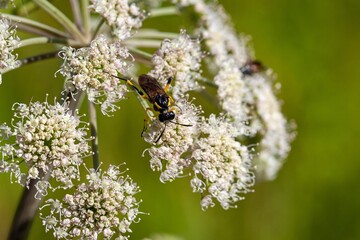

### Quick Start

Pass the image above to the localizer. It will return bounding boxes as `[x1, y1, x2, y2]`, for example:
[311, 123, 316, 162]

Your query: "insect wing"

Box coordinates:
[138, 74, 167, 103]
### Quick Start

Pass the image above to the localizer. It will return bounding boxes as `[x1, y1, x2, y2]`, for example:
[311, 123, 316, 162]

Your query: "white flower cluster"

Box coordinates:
[41, 165, 141, 240]
[0, 16, 20, 84]
[172, 0, 294, 180]
[149, 30, 203, 99]
[0, 0, 296, 238]
[244, 75, 294, 180]
[59, 35, 132, 115]
[90, 0, 145, 40]
[213, 58, 254, 135]
[140, 0, 294, 209]
[194, 2, 251, 123]
[143, 98, 254, 209]
[144, 98, 202, 182]
[0, 100, 91, 194]
[191, 115, 255, 210]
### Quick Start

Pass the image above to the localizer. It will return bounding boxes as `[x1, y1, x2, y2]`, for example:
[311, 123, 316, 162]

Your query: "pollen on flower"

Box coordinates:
[173, 2, 256, 134]
[90, 0, 145, 40]
[191, 114, 255, 210]
[171, 0, 294, 181]
[0, 100, 91, 194]
[40, 165, 142, 240]
[59, 35, 133, 115]
[0, 15, 20, 84]
[193, 2, 249, 66]
[143, 97, 202, 182]
[149, 30, 203, 99]
[142, 97, 254, 209]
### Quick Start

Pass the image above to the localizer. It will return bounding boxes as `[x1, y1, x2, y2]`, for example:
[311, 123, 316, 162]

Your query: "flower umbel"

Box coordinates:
[149, 30, 203, 99]
[40, 165, 142, 240]
[191, 114, 255, 210]
[143, 98, 255, 209]
[0, 100, 91, 193]
[59, 35, 132, 115]
[90, 0, 145, 40]
[143, 97, 202, 182]
[0, 15, 20, 84]
[0, 0, 296, 238]
[244, 75, 295, 180]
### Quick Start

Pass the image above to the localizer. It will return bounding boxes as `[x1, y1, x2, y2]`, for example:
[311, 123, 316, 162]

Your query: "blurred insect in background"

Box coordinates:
[240, 60, 265, 76]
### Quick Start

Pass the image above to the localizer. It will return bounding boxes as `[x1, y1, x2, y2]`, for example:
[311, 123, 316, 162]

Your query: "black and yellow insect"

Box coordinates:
[137, 74, 176, 123]
[112, 74, 190, 143]
[240, 60, 265, 76]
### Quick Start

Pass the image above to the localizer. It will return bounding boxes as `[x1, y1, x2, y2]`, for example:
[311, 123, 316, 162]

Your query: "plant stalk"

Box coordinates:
[88, 101, 100, 169]
[7, 94, 81, 240]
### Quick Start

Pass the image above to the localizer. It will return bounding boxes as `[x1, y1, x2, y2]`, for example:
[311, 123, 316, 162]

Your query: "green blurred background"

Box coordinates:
[1, 0, 360, 239]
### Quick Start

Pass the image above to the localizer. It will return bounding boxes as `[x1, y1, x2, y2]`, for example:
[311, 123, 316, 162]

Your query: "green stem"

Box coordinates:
[92, 19, 104, 39]
[19, 37, 67, 47]
[129, 47, 153, 66]
[134, 29, 179, 39]
[8, 93, 80, 240]
[33, 0, 87, 43]
[1, 13, 69, 38]
[62, 90, 86, 115]
[15, 1, 36, 16]
[81, 0, 91, 39]
[129, 47, 152, 59]
[70, 0, 84, 34]
[8, 174, 51, 240]
[15, 0, 55, 16]
[149, 7, 178, 18]
[19, 37, 49, 47]
[124, 39, 162, 48]
[19, 51, 60, 66]
[88, 101, 100, 169]
[199, 77, 218, 88]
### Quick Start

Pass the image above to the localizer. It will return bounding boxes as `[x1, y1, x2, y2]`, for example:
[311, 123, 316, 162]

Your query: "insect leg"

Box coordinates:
[124, 79, 146, 98]
[145, 108, 157, 120]
[167, 106, 192, 127]
[141, 118, 148, 137]
[155, 122, 167, 143]
[141, 107, 159, 137]
[168, 96, 174, 105]
[163, 76, 173, 93]
[111, 74, 148, 99]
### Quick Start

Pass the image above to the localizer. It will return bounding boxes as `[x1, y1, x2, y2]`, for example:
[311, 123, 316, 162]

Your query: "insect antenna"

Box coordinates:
[102, 71, 131, 81]
[155, 122, 167, 143]
[152, 121, 193, 143]
[169, 121, 192, 127]
[110, 74, 130, 81]
[109, 73, 145, 97]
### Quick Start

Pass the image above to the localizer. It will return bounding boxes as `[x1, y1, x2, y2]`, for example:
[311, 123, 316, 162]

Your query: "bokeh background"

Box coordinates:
[1, 0, 360, 239]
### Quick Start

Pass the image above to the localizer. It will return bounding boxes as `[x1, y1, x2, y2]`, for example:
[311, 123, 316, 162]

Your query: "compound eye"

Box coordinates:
[168, 111, 175, 121]
[158, 111, 175, 122]
[240, 65, 251, 75]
